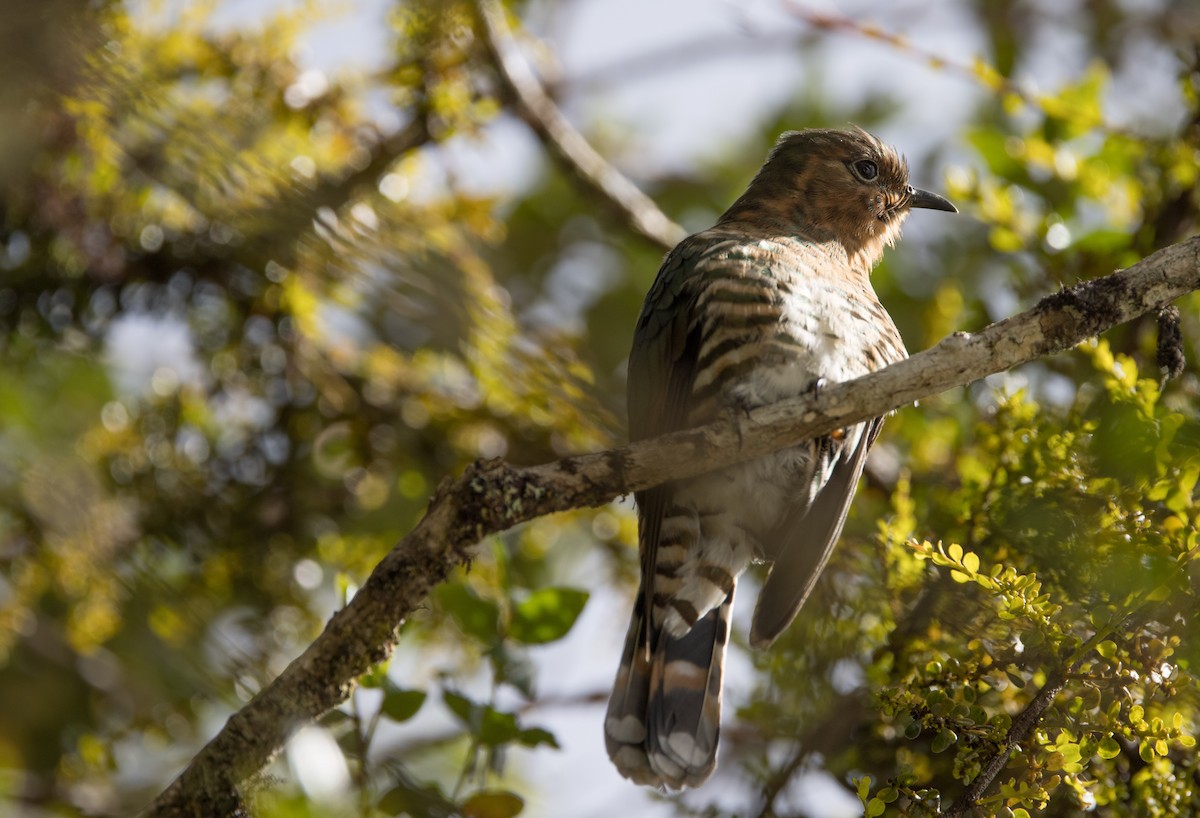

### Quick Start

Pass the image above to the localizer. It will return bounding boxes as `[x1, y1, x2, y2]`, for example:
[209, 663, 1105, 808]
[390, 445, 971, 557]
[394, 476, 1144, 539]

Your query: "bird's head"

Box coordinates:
[721, 126, 957, 270]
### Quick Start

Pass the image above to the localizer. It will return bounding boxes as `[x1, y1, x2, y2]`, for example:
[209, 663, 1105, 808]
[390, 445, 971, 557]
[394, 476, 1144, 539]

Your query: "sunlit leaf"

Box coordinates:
[508, 587, 589, 645]
[1096, 736, 1121, 760]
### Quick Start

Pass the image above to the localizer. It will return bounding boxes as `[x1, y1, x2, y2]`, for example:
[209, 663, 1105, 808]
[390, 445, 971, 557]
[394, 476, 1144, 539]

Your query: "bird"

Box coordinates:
[604, 126, 956, 789]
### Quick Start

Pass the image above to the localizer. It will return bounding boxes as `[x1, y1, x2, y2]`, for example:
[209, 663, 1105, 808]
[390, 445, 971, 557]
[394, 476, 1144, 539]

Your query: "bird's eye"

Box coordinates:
[852, 159, 878, 181]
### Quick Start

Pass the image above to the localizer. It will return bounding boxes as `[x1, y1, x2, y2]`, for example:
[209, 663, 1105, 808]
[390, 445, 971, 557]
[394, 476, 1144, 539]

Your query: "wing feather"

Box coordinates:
[748, 418, 883, 648]
[628, 244, 704, 647]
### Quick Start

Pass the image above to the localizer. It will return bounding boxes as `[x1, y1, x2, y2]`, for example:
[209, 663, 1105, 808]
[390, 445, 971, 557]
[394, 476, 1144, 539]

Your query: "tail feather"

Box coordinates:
[605, 587, 734, 789]
[605, 601, 659, 785]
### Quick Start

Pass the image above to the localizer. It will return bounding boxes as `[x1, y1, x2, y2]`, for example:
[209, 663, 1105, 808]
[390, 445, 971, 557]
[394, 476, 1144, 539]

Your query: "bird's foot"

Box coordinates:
[808, 378, 846, 439]
[721, 399, 754, 449]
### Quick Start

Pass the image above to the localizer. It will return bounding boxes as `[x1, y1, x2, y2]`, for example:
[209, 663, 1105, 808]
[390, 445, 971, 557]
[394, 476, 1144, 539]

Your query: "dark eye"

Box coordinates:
[852, 159, 878, 181]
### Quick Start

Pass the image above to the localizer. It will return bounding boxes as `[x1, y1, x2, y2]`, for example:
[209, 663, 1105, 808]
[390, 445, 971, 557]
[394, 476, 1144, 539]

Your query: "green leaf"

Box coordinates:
[1095, 640, 1118, 660]
[381, 684, 427, 723]
[443, 690, 522, 746]
[378, 779, 457, 818]
[517, 727, 560, 749]
[1097, 736, 1121, 759]
[437, 583, 501, 642]
[444, 690, 478, 727]
[1075, 228, 1132, 254]
[1021, 628, 1045, 649]
[480, 707, 520, 746]
[856, 775, 872, 803]
[462, 790, 524, 818]
[931, 728, 957, 753]
[509, 587, 589, 644]
[866, 796, 886, 817]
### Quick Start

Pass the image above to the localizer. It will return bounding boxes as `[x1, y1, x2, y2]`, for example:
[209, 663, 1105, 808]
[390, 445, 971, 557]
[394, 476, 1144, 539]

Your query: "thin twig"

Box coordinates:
[551, 31, 812, 93]
[474, 0, 686, 250]
[785, 2, 1134, 137]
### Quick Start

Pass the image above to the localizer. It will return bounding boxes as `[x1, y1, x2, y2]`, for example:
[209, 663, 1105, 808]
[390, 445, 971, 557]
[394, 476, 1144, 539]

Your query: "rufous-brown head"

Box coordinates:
[719, 126, 956, 271]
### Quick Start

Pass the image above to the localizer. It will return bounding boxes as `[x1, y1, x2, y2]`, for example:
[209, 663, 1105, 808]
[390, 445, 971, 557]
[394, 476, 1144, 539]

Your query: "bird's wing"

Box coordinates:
[627, 241, 705, 642]
[748, 417, 883, 648]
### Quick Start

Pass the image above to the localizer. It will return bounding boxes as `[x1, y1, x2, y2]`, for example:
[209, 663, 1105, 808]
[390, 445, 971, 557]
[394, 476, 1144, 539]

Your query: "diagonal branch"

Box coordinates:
[473, 0, 686, 250]
[142, 236, 1200, 817]
[942, 669, 1068, 816]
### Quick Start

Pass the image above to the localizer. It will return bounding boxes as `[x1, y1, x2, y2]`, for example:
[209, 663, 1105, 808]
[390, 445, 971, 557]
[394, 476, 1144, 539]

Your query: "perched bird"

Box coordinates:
[605, 127, 956, 788]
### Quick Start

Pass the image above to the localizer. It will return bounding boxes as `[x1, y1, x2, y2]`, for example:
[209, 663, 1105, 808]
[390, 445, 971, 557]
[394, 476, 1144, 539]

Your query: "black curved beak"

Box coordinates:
[907, 186, 958, 213]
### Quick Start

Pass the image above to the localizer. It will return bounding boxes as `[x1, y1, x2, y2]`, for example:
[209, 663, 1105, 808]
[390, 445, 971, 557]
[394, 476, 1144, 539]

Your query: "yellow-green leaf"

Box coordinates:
[1097, 736, 1121, 759]
[509, 587, 589, 645]
[856, 775, 872, 802]
[962, 551, 980, 574]
[462, 790, 524, 818]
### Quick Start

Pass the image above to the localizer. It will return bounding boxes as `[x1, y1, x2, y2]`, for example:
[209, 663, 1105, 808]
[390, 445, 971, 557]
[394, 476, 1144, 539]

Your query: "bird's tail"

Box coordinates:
[605, 586, 734, 788]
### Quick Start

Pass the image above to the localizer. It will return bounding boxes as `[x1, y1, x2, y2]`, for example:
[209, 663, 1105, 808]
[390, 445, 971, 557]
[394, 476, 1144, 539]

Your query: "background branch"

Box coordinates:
[142, 236, 1200, 816]
[474, 0, 686, 250]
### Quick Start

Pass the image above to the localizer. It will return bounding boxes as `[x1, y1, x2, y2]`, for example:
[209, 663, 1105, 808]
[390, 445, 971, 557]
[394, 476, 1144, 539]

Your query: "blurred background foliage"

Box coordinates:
[2, 0, 1200, 816]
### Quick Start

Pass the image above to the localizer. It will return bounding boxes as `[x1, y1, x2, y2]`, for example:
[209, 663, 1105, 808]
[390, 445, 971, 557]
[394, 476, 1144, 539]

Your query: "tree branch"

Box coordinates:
[473, 0, 686, 250]
[942, 669, 1068, 817]
[548, 31, 811, 94]
[142, 236, 1200, 816]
